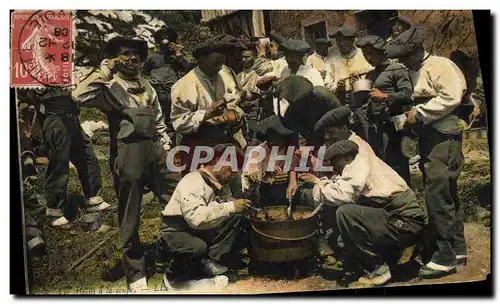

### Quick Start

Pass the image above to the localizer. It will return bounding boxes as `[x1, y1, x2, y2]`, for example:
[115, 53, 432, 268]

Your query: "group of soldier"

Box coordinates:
[17, 14, 483, 292]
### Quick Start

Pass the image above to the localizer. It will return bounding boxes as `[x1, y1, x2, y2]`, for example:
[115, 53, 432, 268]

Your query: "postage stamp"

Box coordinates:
[11, 10, 75, 88]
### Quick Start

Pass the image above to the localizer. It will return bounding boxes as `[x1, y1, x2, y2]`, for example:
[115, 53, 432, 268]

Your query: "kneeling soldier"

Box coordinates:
[299, 107, 427, 286]
[159, 144, 251, 289]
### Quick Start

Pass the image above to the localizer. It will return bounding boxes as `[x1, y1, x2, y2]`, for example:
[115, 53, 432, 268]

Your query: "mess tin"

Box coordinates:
[391, 113, 407, 131]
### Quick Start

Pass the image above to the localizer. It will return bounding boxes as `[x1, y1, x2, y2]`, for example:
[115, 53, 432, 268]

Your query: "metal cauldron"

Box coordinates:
[247, 205, 319, 263]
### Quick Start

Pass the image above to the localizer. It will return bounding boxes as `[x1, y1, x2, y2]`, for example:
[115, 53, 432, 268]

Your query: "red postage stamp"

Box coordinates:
[11, 10, 75, 88]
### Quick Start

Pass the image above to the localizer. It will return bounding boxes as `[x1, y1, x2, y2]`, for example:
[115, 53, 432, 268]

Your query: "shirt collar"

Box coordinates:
[194, 66, 218, 83]
[342, 47, 358, 60]
[313, 52, 325, 60]
[199, 167, 224, 191]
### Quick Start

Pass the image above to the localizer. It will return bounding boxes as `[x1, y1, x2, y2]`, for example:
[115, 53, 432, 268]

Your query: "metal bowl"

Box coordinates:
[81, 213, 101, 232]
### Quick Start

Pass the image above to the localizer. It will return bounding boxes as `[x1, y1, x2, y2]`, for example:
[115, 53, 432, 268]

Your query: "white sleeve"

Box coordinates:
[415, 61, 467, 124]
[312, 153, 369, 206]
[179, 182, 236, 230]
[152, 92, 171, 145]
[170, 83, 207, 135]
[71, 60, 114, 110]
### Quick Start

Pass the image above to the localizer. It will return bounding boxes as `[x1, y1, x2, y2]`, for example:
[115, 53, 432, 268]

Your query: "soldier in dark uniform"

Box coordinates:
[355, 35, 414, 184]
[72, 36, 181, 292]
[18, 87, 110, 227]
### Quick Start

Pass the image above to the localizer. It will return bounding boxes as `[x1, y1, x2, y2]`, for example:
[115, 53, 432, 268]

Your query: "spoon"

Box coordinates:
[287, 197, 293, 219]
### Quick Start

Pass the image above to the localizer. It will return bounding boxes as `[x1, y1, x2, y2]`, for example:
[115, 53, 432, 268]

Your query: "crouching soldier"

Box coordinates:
[298, 107, 427, 286]
[72, 36, 181, 292]
[158, 144, 251, 290]
[242, 115, 299, 207]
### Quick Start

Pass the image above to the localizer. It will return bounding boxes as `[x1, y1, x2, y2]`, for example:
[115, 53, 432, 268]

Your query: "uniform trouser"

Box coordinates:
[368, 120, 410, 185]
[43, 113, 101, 210]
[113, 137, 181, 283]
[418, 127, 466, 266]
[335, 191, 425, 274]
[157, 214, 248, 280]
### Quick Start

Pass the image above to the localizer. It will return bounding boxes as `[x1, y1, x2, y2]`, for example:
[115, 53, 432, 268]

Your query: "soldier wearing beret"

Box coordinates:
[72, 36, 181, 292]
[279, 39, 324, 87]
[306, 38, 334, 81]
[355, 35, 414, 184]
[298, 107, 427, 286]
[386, 25, 468, 279]
[386, 15, 413, 43]
[327, 27, 373, 103]
[170, 37, 248, 174]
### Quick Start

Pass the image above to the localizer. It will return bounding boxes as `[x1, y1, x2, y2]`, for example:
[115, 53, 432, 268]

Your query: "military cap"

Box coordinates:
[105, 36, 148, 62]
[385, 25, 426, 58]
[324, 140, 359, 161]
[281, 39, 311, 53]
[275, 75, 314, 104]
[389, 15, 413, 28]
[314, 105, 352, 132]
[257, 115, 295, 137]
[355, 35, 387, 51]
[329, 27, 357, 38]
[314, 38, 332, 46]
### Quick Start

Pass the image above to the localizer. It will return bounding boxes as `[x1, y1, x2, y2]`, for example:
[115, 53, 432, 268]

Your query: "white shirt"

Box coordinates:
[306, 52, 335, 80]
[312, 133, 409, 206]
[273, 65, 325, 116]
[170, 65, 247, 147]
[326, 47, 373, 91]
[162, 169, 236, 230]
[411, 53, 467, 135]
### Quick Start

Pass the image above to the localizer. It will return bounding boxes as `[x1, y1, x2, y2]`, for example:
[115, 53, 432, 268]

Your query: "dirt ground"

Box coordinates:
[26, 139, 491, 295]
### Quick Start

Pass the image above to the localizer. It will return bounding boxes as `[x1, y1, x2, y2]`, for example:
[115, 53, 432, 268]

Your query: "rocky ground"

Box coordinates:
[25, 137, 491, 295]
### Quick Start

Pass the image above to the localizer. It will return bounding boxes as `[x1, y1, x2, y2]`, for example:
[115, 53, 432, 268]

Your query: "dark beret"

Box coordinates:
[281, 39, 311, 53]
[355, 35, 387, 51]
[193, 36, 246, 59]
[386, 25, 426, 58]
[105, 36, 148, 62]
[314, 38, 332, 46]
[212, 34, 248, 50]
[312, 86, 341, 109]
[325, 140, 359, 161]
[257, 115, 295, 137]
[329, 27, 357, 38]
[389, 15, 413, 28]
[314, 105, 352, 132]
[275, 75, 314, 104]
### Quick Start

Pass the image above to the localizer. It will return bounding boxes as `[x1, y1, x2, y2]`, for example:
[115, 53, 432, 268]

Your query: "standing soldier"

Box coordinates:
[355, 35, 414, 184]
[306, 38, 334, 81]
[18, 87, 110, 227]
[386, 15, 412, 43]
[72, 36, 181, 292]
[327, 27, 373, 103]
[387, 25, 468, 279]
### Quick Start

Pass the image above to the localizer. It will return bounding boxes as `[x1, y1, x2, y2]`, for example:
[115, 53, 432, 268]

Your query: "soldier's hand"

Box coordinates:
[107, 55, 127, 72]
[286, 180, 298, 200]
[205, 100, 226, 120]
[163, 143, 171, 152]
[369, 88, 389, 101]
[336, 80, 346, 93]
[248, 170, 262, 183]
[298, 173, 320, 184]
[403, 107, 418, 128]
[234, 199, 252, 213]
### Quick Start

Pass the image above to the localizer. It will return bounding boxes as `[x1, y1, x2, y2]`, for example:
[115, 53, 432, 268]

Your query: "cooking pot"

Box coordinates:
[247, 205, 319, 263]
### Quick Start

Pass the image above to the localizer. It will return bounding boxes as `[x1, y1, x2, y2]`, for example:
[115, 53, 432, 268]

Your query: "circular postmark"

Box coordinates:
[16, 10, 76, 88]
